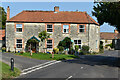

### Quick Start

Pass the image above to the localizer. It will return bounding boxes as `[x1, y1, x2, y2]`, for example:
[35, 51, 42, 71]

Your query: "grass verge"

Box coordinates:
[15, 52, 78, 60]
[0, 61, 21, 79]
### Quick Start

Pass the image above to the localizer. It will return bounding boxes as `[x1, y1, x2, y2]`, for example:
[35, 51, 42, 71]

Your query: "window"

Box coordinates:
[96, 27, 98, 33]
[16, 39, 22, 48]
[79, 25, 85, 32]
[47, 24, 53, 32]
[63, 25, 69, 33]
[96, 40, 98, 48]
[16, 24, 22, 32]
[47, 40, 53, 49]
[74, 40, 81, 49]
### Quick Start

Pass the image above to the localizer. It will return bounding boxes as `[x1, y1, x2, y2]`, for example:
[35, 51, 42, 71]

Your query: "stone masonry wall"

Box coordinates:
[6, 22, 100, 52]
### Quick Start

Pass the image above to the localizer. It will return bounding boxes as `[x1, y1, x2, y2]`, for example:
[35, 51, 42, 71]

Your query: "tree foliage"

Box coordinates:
[38, 31, 51, 42]
[92, 2, 120, 32]
[57, 37, 72, 49]
[0, 7, 6, 29]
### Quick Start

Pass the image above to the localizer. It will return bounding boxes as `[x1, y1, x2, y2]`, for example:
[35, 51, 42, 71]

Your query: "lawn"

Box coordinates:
[15, 52, 78, 60]
[0, 61, 21, 79]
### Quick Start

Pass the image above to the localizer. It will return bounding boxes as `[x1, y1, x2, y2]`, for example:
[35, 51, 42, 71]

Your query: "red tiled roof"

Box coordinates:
[100, 32, 120, 40]
[7, 11, 99, 25]
[0, 29, 5, 40]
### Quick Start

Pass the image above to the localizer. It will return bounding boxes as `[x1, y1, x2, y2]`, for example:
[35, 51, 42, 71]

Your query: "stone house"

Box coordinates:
[6, 6, 100, 53]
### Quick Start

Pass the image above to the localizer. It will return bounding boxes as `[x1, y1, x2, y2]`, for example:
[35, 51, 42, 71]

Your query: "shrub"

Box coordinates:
[2, 47, 6, 51]
[57, 37, 72, 49]
[81, 45, 90, 53]
[57, 46, 64, 52]
[75, 45, 79, 51]
[53, 48, 59, 54]
[105, 43, 113, 48]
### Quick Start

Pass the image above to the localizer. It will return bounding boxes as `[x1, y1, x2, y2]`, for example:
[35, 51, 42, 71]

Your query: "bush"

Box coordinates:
[81, 45, 90, 53]
[57, 46, 64, 52]
[57, 37, 72, 49]
[2, 47, 6, 50]
[53, 48, 59, 54]
[75, 45, 79, 51]
[105, 43, 113, 48]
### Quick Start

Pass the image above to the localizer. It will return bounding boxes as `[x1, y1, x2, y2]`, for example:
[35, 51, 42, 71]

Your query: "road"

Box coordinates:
[1, 50, 119, 79]
[1, 52, 49, 70]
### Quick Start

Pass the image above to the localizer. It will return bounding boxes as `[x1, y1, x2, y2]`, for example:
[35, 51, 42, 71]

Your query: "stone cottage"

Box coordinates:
[6, 6, 100, 53]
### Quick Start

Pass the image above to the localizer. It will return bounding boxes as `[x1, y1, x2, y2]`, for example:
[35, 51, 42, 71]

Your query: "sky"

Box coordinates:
[1, 2, 115, 32]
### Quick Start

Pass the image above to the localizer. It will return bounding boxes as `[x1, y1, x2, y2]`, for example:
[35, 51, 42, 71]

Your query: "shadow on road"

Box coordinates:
[62, 53, 120, 68]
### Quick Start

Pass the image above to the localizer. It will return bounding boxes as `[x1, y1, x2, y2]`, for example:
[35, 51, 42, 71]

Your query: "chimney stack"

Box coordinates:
[114, 29, 119, 33]
[54, 6, 59, 13]
[7, 6, 10, 20]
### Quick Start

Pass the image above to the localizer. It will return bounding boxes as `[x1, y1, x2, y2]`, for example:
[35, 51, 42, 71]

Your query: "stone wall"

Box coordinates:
[6, 22, 100, 52]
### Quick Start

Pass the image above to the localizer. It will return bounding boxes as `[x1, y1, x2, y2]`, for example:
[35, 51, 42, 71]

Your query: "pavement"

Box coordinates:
[1, 50, 119, 79]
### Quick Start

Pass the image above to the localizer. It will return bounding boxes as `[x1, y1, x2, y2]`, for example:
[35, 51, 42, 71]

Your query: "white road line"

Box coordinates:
[22, 60, 56, 72]
[21, 61, 61, 75]
[66, 76, 72, 80]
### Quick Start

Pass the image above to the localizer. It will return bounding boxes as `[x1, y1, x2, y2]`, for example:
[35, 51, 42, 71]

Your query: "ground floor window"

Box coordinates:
[16, 39, 22, 48]
[47, 40, 53, 49]
[74, 40, 81, 49]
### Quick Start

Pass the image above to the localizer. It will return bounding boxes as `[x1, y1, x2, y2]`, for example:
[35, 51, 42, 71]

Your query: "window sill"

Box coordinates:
[16, 48, 23, 49]
[47, 32, 53, 34]
[16, 32, 23, 33]
[62, 33, 69, 34]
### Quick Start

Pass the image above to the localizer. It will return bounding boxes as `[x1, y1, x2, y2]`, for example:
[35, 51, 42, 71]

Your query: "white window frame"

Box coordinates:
[74, 40, 82, 49]
[47, 40, 53, 49]
[16, 24, 22, 33]
[79, 25, 85, 33]
[16, 39, 22, 49]
[63, 25, 69, 33]
[47, 24, 53, 33]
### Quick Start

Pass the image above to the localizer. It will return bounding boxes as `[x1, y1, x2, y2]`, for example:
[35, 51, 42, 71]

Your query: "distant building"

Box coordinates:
[100, 30, 120, 50]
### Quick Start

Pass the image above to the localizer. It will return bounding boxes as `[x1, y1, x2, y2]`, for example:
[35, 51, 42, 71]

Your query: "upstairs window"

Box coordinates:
[79, 25, 85, 32]
[16, 24, 22, 32]
[47, 24, 53, 32]
[63, 25, 69, 33]
[47, 40, 53, 49]
[74, 40, 81, 49]
[16, 39, 22, 48]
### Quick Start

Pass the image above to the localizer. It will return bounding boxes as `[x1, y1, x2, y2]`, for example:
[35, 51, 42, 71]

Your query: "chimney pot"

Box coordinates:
[114, 30, 119, 33]
[7, 6, 10, 20]
[54, 6, 59, 13]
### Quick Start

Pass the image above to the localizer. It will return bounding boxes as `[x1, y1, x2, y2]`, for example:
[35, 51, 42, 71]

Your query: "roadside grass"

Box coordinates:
[0, 61, 21, 79]
[15, 52, 78, 60]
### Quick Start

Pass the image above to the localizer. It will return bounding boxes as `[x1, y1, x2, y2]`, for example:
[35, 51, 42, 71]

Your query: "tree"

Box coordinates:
[0, 7, 6, 29]
[57, 37, 72, 50]
[92, 2, 120, 32]
[38, 31, 51, 42]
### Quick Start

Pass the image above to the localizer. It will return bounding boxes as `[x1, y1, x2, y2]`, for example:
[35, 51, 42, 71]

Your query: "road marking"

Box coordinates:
[22, 60, 56, 72]
[66, 76, 72, 80]
[21, 61, 61, 75]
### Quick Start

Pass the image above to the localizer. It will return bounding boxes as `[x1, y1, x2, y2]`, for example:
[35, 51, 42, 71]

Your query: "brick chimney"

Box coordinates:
[114, 29, 119, 33]
[7, 6, 10, 20]
[54, 6, 59, 13]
